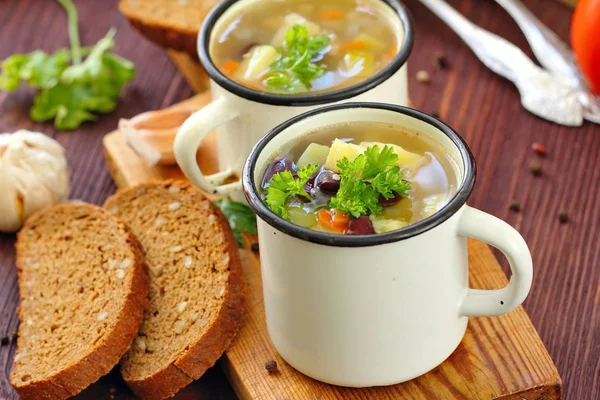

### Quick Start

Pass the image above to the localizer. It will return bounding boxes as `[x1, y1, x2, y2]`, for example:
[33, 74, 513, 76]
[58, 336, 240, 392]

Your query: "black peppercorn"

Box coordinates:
[528, 160, 543, 176]
[251, 242, 259, 253]
[509, 200, 521, 212]
[265, 359, 278, 373]
[433, 52, 450, 70]
[557, 210, 569, 224]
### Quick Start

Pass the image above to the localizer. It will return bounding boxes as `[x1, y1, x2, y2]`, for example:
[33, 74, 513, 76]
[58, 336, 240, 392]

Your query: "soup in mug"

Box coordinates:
[211, 0, 398, 94]
[260, 122, 459, 234]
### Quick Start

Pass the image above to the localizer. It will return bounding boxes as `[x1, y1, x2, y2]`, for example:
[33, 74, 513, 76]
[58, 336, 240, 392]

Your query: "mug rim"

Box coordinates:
[198, 0, 414, 106]
[242, 102, 477, 247]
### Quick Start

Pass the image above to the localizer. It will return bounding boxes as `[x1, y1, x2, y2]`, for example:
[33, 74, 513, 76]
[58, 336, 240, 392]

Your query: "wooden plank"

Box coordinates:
[103, 94, 562, 400]
[167, 50, 210, 94]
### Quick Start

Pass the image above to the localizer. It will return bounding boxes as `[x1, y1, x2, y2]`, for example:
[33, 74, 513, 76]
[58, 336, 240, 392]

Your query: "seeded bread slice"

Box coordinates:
[119, 0, 220, 58]
[104, 181, 244, 400]
[10, 203, 148, 400]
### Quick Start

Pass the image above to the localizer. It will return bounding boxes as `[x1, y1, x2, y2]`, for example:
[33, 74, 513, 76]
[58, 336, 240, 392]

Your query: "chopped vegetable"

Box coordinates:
[220, 60, 240, 77]
[329, 145, 412, 218]
[297, 143, 330, 167]
[264, 24, 331, 92]
[0, 0, 135, 130]
[271, 13, 322, 47]
[339, 50, 376, 78]
[340, 40, 366, 52]
[359, 142, 423, 166]
[265, 164, 319, 219]
[347, 34, 386, 53]
[324, 139, 363, 171]
[318, 10, 344, 20]
[214, 197, 258, 247]
[236, 45, 279, 83]
[317, 209, 350, 233]
[369, 217, 409, 233]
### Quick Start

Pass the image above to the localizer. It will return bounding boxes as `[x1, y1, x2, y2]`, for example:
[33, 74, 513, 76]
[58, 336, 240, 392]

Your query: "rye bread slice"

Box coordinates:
[10, 203, 148, 400]
[119, 0, 220, 58]
[104, 181, 244, 400]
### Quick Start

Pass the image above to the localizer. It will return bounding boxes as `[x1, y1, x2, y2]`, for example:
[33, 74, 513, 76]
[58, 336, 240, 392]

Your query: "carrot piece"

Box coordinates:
[340, 40, 366, 52]
[220, 60, 239, 77]
[317, 209, 350, 233]
[318, 10, 344, 20]
[387, 46, 397, 59]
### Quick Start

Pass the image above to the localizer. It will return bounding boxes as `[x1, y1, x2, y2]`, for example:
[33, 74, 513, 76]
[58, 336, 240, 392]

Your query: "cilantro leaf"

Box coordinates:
[265, 164, 319, 219]
[330, 145, 412, 218]
[265, 25, 330, 92]
[214, 197, 257, 247]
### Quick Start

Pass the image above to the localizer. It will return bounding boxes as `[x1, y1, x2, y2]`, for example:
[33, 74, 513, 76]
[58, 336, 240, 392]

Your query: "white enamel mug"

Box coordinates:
[174, 0, 414, 202]
[242, 103, 533, 387]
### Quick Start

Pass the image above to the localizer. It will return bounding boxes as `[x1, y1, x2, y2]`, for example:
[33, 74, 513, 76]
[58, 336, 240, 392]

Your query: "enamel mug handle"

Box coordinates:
[174, 96, 242, 195]
[457, 206, 533, 317]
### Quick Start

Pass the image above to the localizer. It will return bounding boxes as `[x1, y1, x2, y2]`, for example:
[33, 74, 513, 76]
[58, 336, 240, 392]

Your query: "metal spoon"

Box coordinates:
[494, 0, 600, 123]
[419, 0, 583, 126]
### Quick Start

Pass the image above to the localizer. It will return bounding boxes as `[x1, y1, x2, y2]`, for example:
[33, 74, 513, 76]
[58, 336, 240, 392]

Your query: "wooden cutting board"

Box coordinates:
[103, 93, 562, 400]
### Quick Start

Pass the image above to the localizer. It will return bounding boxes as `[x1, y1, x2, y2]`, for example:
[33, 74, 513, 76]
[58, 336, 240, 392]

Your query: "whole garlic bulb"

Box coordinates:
[0, 130, 69, 232]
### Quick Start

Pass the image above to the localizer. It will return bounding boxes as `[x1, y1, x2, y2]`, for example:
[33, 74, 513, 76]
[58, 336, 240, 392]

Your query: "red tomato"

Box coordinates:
[571, 0, 600, 93]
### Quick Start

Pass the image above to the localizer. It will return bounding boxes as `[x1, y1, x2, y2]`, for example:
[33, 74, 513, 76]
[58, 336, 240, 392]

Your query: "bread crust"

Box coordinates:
[11, 204, 149, 400]
[105, 181, 245, 400]
[119, 1, 201, 58]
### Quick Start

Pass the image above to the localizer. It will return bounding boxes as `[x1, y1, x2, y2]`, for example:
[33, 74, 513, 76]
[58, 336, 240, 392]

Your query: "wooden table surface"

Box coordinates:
[0, 1, 598, 399]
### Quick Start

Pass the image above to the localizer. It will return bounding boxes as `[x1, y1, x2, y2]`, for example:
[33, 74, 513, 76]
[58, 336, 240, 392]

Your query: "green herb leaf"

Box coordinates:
[265, 164, 319, 220]
[265, 25, 330, 92]
[214, 197, 258, 247]
[0, 1, 135, 130]
[330, 145, 411, 218]
[0, 50, 70, 91]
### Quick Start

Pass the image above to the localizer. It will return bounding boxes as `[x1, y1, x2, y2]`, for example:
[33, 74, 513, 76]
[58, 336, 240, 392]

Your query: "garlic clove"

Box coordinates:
[120, 108, 195, 167]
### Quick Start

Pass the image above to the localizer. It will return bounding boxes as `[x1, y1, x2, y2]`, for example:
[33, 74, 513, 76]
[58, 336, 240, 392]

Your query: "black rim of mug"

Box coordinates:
[197, 0, 415, 106]
[242, 102, 477, 247]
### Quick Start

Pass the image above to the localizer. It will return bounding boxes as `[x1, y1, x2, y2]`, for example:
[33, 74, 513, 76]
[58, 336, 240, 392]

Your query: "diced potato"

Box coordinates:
[382, 197, 413, 221]
[359, 141, 424, 167]
[297, 143, 330, 167]
[235, 45, 279, 84]
[339, 50, 375, 78]
[288, 206, 317, 228]
[421, 194, 445, 218]
[351, 33, 386, 54]
[271, 13, 322, 46]
[369, 217, 409, 233]
[324, 139, 363, 171]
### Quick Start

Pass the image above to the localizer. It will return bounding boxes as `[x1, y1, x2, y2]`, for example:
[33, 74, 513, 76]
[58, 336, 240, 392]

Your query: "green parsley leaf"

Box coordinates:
[0, 0, 135, 130]
[330, 145, 412, 218]
[0, 50, 70, 91]
[214, 197, 257, 247]
[265, 164, 319, 219]
[264, 25, 330, 92]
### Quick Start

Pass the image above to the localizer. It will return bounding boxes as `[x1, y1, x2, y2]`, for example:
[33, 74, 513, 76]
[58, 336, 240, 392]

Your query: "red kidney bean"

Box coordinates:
[262, 159, 296, 188]
[316, 170, 341, 193]
[298, 170, 320, 202]
[379, 192, 403, 207]
[347, 216, 376, 235]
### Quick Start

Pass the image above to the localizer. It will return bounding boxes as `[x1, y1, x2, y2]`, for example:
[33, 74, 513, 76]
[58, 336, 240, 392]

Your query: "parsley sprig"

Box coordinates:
[264, 25, 330, 92]
[330, 145, 411, 218]
[265, 164, 319, 219]
[0, 0, 135, 130]
[214, 197, 257, 247]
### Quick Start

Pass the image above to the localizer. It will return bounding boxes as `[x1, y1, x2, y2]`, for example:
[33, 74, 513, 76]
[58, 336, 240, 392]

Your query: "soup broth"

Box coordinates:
[260, 122, 459, 235]
[211, 0, 398, 94]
